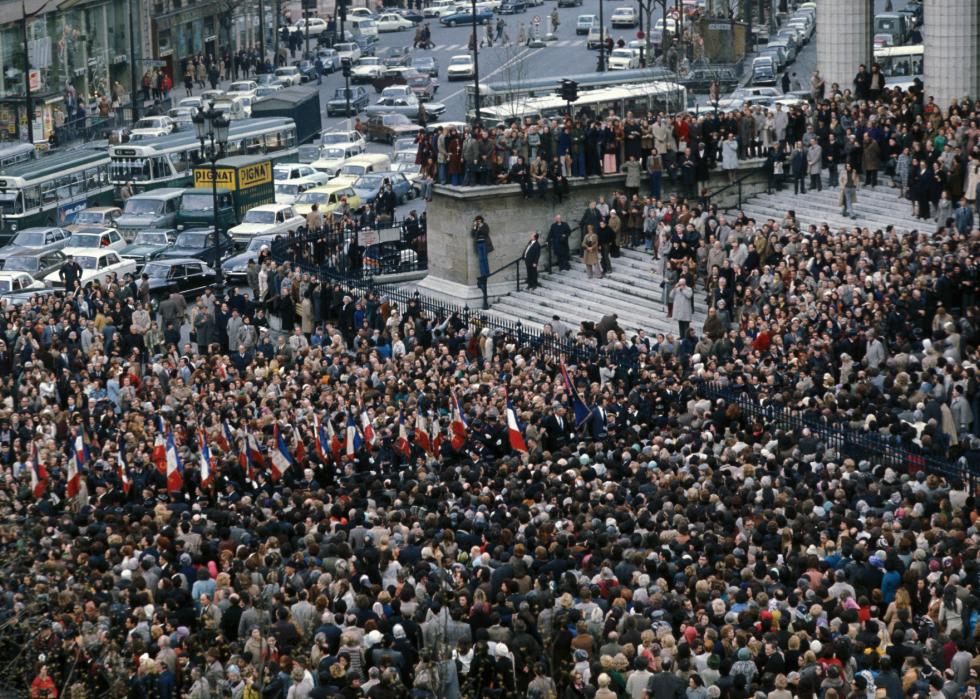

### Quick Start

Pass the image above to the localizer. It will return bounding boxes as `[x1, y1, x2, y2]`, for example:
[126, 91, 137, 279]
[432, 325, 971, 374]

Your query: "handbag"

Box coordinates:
[603, 153, 617, 174]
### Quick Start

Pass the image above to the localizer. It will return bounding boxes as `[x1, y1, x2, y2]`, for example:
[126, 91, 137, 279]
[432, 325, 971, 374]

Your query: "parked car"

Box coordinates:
[333, 43, 362, 64]
[255, 73, 285, 87]
[677, 66, 739, 93]
[44, 248, 136, 288]
[576, 14, 597, 34]
[352, 171, 415, 205]
[129, 116, 174, 139]
[499, 0, 527, 13]
[157, 228, 236, 266]
[439, 8, 494, 26]
[68, 227, 127, 251]
[326, 85, 371, 116]
[0, 249, 67, 280]
[351, 57, 385, 83]
[274, 66, 303, 86]
[376, 12, 414, 31]
[364, 114, 422, 143]
[275, 176, 328, 205]
[226, 80, 259, 98]
[320, 130, 367, 150]
[0, 271, 46, 298]
[446, 54, 476, 80]
[293, 184, 362, 217]
[293, 59, 318, 82]
[311, 144, 367, 177]
[255, 85, 285, 99]
[274, 163, 321, 182]
[290, 17, 329, 36]
[608, 48, 640, 70]
[142, 259, 218, 299]
[118, 229, 177, 268]
[221, 234, 282, 281]
[362, 241, 419, 274]
[411, 56, 440, 77]
[423, 0, 459, 17]
[610, 6, 637, 27]
[66, 206, 122, 233]
[228, 204, 305, 244]
[560, 0, 584, 7]
[750, 56, 777, 86]
[316, 48, 342, 73]
[1, 227, 71, 255]
[365, 94, 446, 121]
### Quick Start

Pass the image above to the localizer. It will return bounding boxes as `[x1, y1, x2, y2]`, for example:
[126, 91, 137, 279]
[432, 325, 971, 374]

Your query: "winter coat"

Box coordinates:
[721, 140, 739, 170]
[669, 284, 694, 321]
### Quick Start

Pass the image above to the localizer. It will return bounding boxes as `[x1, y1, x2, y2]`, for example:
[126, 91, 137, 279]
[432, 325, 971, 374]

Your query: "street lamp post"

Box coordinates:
[597, 0, 605, 72]
[192, 103, 230, 293]
[471, 0, 482, 125]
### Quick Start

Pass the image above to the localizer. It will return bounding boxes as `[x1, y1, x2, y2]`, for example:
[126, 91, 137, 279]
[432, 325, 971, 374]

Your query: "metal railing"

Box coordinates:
[700, 164, 766, 210]
[697, 381, 975, 487]
[269, 219, 428, 280]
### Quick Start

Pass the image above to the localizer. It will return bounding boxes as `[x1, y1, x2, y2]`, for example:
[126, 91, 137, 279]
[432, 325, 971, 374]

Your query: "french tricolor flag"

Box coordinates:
[450, 391, 468, 451]
[239, 429, 255, 482]
[246, 428, 265, 467]
[326, 417, 342, 458]
[360, 410, 376, 447]
[165, 426, 183, 492]
[152, 417, 167, 475]
[29, 441, 47, 498]
[65, 433, 88, 499]
[117, 435, 130, 495]
[313, 414, 327, 461]
[415, 412, 430, 454]
[345, 412, 362, 457]
[293, 427, 306, 463]
[269, 425, 293, 481]
[506, 401, 527, 453]
[197, 430, 214, 488]
[215, 421, 234, 453]
[394, 412, 411, 457]
[430, 413, 443, 456]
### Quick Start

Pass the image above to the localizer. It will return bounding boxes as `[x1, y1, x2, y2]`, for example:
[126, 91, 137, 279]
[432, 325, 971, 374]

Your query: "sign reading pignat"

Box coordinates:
[193, 161, 272, 191]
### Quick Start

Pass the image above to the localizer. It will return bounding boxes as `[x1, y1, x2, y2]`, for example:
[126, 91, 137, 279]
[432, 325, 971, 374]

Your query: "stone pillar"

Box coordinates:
[924, 0, 980, 110]
[816, 0, 871, 95]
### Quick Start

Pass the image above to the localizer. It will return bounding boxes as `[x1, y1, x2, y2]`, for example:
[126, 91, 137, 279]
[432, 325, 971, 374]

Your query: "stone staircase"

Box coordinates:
[484, 183, 922, 337]
[486, 246, 709, 338]
[735, 181, 925, 234]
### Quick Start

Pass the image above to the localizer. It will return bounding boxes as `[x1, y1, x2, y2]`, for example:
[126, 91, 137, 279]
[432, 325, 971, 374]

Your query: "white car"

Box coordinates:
[0, 271, 46, 297]
[608, 47, 640, 70]
[376, 12, 414, 31]
[130, 116, 174, 139]
[348, 7, 375, 18]
[274, 66, 303, 86]
[446, 54, 476, 81]
[334, 43, 362, 65]
[311, 144, 365, 177]
[423, 0, 457, 16]
[68, 227, 127, 252]
[291, 17, 329, 36]
[177, 96, 203, 109]
[274, 163, 324, 182]
[275, 176, 327, 205]
[610, 6, 637, 27]
[226, 80, 259, 99]
[228, 204, 305, 243]
[351, 57, 385, 83]
[44, 248, 136, 288]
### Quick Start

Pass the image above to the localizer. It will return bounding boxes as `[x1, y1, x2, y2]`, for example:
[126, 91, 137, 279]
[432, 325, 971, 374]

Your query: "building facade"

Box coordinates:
[0, 0, 143, 144]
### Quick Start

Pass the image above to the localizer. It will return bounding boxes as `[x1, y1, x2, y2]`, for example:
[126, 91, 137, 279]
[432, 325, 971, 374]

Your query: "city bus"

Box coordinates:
[472, 81, 688, 128]
[108, 117, 299, 193]
[0, 149, 113, 241]
[874, 44, 923, 90]
[465, 67, 677, 115]
[0, 143, 37, 170]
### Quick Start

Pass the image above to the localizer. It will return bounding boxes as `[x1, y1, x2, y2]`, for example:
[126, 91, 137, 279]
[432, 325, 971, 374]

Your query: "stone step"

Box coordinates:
[552, 264, 711, 314]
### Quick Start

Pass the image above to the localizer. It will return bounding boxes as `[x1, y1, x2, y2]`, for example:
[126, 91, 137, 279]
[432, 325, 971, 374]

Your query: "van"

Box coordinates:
[328, 153, 392, 186]
[114, 188, 185, 240]
[311, 143, 365, 177]
[874, 13, 908, 47]
[348, 16, 379, 38]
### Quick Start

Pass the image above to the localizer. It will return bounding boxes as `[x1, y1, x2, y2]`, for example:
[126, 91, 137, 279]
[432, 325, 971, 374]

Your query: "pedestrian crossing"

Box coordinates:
[420, 38, 584, 52]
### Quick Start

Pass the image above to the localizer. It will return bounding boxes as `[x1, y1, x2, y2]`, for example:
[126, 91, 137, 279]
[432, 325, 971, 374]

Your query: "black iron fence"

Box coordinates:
[269, 219, 428, 280]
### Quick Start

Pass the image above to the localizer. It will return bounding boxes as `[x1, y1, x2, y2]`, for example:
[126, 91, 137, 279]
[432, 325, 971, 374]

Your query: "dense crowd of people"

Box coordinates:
[0, 79, 979, 699]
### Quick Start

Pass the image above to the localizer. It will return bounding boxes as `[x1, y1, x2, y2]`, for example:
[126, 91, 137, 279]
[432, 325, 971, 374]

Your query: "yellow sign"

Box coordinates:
[239, 161, 272, 189]
[194, 167, 236, 189]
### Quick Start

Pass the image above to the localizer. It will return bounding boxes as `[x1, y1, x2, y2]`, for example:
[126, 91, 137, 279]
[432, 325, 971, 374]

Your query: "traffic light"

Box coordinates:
[341, 57, 352, 78]
[559, 79, 579, 103]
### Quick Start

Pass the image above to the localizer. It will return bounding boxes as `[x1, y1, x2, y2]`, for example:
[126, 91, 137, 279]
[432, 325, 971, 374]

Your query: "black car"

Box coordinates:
[678, 67, 740, 94]
[142, 258, 218, 298]
[157, 228, 236, 267]
[499, 0, 527, 13]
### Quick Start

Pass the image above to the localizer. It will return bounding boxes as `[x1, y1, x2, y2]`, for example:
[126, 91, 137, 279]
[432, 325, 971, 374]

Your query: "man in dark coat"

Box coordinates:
[523, 232, 540, 289]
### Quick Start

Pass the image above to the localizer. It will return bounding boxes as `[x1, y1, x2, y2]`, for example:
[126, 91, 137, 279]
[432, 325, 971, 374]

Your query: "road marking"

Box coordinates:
[440, 45, 544, 104]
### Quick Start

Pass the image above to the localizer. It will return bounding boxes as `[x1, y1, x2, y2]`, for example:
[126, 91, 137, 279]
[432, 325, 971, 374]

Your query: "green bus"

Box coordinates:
[178, 155, 275, 231]
[0, 149, 114, 243]
[107, 117, 299, 194]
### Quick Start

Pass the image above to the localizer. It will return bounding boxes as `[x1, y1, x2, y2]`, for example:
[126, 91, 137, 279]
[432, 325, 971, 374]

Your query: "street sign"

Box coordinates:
[636, 30, 645, 39]
[532, 15, 540, 23]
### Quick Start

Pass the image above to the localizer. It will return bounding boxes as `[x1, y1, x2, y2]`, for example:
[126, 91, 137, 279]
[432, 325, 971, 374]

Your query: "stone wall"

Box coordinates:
[924, 0, 980, 110]
[416, 160, 768, 305]
[816, 0, 872, 94]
